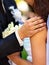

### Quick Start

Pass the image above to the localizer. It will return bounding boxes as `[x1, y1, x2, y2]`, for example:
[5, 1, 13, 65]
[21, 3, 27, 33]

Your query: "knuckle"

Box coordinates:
[36, 25, 39, 28]
[39, 23, 44, 26]
[38, 24, 42, 27]
[38, 19, 43, 23]
[35, 29, 39, 32]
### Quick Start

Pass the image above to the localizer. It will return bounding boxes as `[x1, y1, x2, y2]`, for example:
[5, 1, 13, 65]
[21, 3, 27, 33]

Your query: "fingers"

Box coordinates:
[32, 19, 44, 25]
[20, 15, 46, 38]
[33, 22, 46, 30]
[30, 26, 46, 36]
[28, 21, 46, 31]
[34, 26, 46, 34]
[26, 16, 45, 27]
[27, 16, 41, 23]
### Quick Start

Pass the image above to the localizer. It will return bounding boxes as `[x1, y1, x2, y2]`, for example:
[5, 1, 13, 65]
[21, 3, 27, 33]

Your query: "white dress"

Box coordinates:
[47, 15, 49, 65]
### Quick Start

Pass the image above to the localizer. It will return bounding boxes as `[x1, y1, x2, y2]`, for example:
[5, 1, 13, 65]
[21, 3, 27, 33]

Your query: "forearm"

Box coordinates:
[8, 55, 33, 65]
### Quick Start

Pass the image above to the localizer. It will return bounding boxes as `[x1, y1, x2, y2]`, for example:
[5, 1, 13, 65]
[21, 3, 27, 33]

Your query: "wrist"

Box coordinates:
[18, 29, 25, 40]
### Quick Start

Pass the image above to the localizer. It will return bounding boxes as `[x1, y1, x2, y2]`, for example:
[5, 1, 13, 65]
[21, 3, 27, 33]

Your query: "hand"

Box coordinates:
[7, 52, 20, 59]
[18, 16, 46, 40]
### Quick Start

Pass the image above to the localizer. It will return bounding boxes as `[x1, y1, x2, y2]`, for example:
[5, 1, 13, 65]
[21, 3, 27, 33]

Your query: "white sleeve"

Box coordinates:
[14, 25, 23, 46]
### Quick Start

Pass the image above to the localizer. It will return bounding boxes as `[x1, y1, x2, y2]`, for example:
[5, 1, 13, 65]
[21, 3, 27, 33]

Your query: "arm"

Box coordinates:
[30, 27, 47, 65]
[7, 26, 47, 65]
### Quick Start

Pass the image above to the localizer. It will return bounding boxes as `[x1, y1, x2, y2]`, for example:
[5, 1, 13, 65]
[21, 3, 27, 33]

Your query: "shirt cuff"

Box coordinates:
[14, 25, 23, 46]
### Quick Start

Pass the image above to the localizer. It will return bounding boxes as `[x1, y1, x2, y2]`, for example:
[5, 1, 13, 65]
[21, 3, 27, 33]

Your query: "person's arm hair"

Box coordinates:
[7, 26, 47, 65]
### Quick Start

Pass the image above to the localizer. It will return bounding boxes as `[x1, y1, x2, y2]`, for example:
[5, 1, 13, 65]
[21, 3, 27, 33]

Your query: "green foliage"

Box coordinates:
[21, 48, 28, 60]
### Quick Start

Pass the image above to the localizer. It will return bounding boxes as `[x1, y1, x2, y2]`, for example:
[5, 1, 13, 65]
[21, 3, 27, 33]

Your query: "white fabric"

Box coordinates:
[23, 38, 32, 62]
[9, 6, 23, 23]
[8, 60, 16, 65]
[47, 15, 49, 65]
[15, 25, 23, 46]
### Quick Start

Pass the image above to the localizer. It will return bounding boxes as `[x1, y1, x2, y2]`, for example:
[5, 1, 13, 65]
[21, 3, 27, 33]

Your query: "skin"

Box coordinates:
[25, 0, 34, 6]
[8, 27, 46, 65]
[7, 0, 47, 65]
[8, 17, 46, 65]
[18, 16, 46, 40]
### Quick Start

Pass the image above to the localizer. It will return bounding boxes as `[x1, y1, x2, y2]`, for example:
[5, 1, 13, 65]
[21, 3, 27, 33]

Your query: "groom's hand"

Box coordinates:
[7, 52, 20, 60]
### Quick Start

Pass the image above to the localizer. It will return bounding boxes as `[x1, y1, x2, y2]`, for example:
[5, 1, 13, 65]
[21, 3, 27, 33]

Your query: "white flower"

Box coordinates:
[15, 0, 29, 13]
[9, 6, 23, 23]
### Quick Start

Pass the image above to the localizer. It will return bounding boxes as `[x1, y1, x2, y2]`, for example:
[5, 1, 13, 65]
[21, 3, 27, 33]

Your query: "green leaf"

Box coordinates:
[21, 48, 28, 60]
